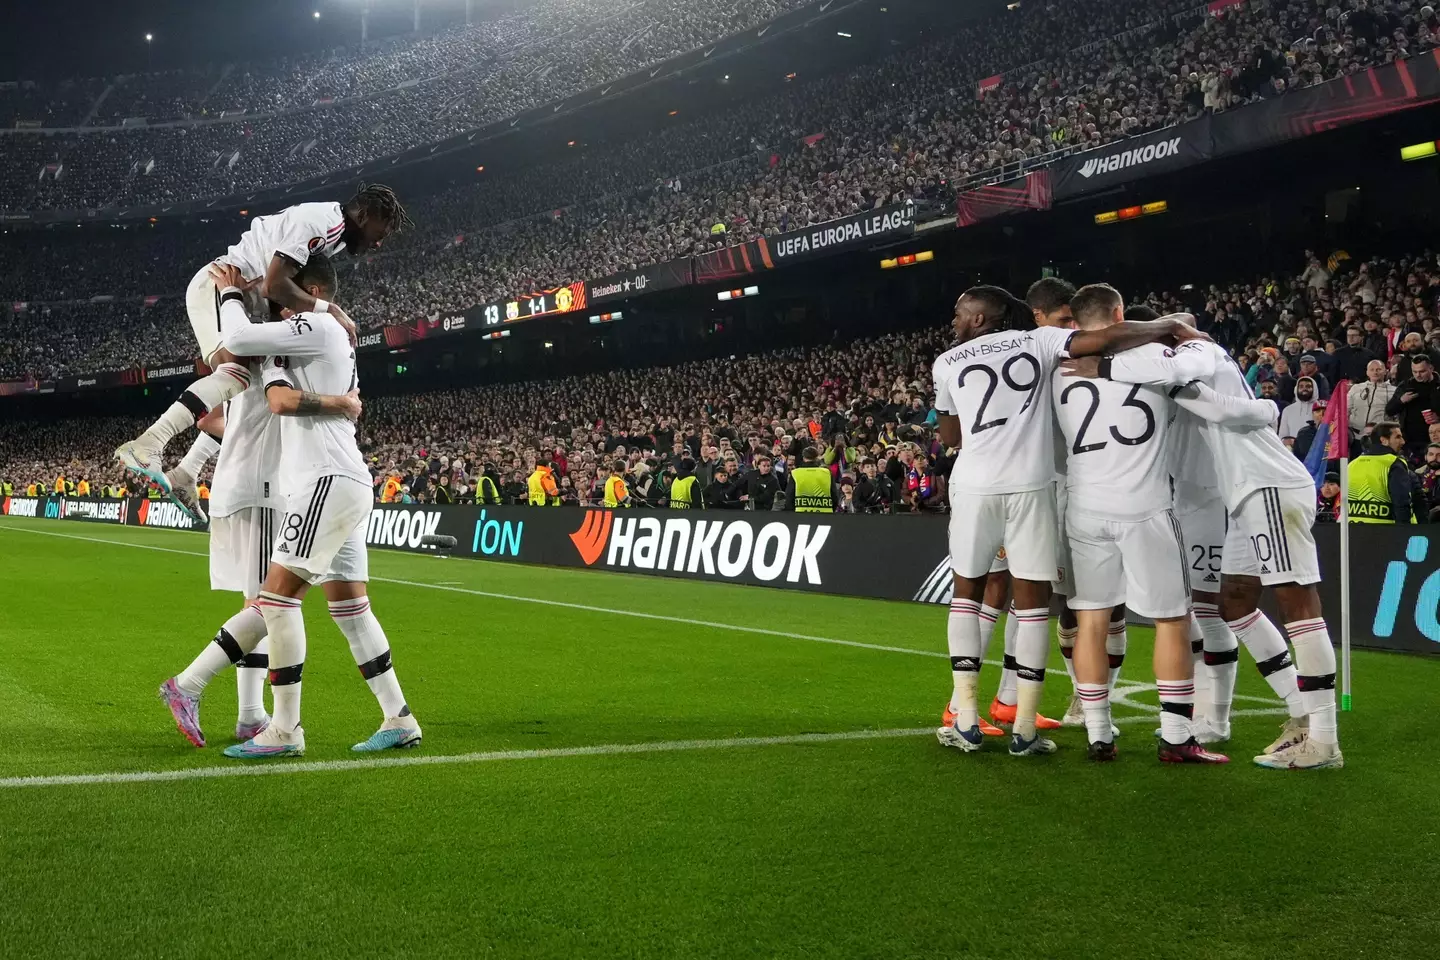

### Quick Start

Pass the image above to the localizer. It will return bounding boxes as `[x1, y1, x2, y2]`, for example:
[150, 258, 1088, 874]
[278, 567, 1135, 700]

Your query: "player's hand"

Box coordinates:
[1168, 320, 1210, 343]
[1401, 391, 1419, 404]
[1060, 356, 1102, 379]
[339, 389, 363, 422]
[207, 262, 246, 290]
[326, 303, 359, 346]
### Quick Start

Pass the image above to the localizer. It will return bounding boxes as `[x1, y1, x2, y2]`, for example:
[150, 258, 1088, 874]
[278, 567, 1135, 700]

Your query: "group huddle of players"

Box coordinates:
[933, 279, 1343, 769]
[117, 184, 1339, 769]
[127, 186, 421, 758]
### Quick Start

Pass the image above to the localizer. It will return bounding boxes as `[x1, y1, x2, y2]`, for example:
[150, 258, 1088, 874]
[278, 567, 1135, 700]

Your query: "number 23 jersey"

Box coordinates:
[933, 325, 1075, 495]
[1052, 342, 1174, 523]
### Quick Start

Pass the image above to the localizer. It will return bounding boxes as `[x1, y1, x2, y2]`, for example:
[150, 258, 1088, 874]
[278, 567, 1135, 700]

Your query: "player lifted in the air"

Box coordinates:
[1054, 285, 1279, 764]
[199, 258, 419, 758]
[115, 184, 409, 520]
[1065, 302, 1344, 769]
[933, 285, 1203, 757]
[157, 261, 362, 749]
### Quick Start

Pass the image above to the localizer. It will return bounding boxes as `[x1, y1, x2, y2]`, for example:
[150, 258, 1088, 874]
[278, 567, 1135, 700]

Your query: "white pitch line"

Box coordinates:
[0, 523, 947, 660]
[1, 727, 933, 790]
[0, 709, 1291, 791]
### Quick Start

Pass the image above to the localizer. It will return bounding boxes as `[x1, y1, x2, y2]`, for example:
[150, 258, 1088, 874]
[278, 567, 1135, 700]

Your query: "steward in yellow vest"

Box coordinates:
[603, 464, 631, 508]
[475, 470, 502, 505]
[668, 460, 699, 509]
[787, 448, 837, 513]
[1348, 423, 1423, 524]
[527, 464, 561, 506]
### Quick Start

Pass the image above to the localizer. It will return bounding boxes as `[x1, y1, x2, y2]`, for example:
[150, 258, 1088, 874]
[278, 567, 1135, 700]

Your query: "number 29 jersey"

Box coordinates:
[1051, 342, 1175, 523]
[933, 325, 1075, 495]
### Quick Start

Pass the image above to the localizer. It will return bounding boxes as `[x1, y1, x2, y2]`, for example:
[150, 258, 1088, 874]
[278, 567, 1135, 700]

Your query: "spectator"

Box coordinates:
[1333, 326, 1377, 383]
[1385, 354, 1440, 457]
[1347, 360, 1397, 436]
[1278, 378, 1321, 444]
[1315, 472, 1342, 523]
[1295, 355, 1331, 400]
[745, 456, 780, 511]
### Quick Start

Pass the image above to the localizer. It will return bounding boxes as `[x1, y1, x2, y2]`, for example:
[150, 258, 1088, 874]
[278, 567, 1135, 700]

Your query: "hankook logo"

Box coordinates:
[1079, 137, 1182, 178]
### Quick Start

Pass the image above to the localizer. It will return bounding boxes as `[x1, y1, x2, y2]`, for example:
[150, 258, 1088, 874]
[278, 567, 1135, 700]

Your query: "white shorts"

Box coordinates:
[1222, 485, 1321, 586]
[272, 476, 372, 585]
[1053, 483, 1074, 598]
[210, 506, 280, 599]
[1066, 510, 1191, 620]
[1176, 492, 1226, 595]
[988, 548, 1009, 575]
[186, 263, 226, 365]
[948, 486, 1058, 582]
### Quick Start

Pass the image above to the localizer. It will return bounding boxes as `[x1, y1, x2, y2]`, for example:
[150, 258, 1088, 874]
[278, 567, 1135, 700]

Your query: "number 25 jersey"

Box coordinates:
[932, 325, 1075, 495]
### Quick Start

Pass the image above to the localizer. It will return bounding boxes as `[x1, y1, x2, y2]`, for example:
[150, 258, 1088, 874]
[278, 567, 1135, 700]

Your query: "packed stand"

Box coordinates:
[3, 0, 1436, 218]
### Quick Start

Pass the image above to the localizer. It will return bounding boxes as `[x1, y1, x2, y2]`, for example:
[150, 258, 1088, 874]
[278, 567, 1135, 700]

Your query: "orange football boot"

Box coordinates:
[989, 696, 1062, 730]
[943, 703, 1004, 736]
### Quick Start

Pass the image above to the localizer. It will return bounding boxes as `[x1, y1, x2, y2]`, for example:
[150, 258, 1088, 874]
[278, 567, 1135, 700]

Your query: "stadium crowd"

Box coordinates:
[7, 246, 1440, 519]
[5, 0, 1439, 383]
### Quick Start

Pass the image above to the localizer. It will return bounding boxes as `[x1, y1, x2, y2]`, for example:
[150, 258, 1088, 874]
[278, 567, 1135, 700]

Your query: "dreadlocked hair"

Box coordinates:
[962, 284, 1034, 332]
[351, 182, 413, 230]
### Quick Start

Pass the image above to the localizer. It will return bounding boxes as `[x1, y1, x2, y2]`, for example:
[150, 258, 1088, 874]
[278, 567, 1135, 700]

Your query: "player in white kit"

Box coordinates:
[199, 259, 420, 759]
[115, 185, 409, 521]
[157, 264, 362, 748]
[1054, 285, 1279, 764]
[1068, 314, 1344, 769]
[933, 285, 1204, 757]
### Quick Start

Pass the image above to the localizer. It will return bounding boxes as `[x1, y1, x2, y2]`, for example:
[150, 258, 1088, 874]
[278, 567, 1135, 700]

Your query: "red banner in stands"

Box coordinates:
[955, 170, 1052, 227]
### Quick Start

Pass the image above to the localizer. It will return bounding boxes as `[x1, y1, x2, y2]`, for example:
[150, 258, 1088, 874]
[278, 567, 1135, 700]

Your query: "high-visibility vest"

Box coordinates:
[77, 481, 90, 496]
[26, 483, 37, 496]
[476, 475, 501, 505]
[604, 475, 629, 508]
[791, 466, 833, 512]
[380, 477, 402, 503]
[1349, 453, 1399, 523]
[528, 469, 559, 506]
[1, 481, 12, 496]
[669, 475, 698, 509]
[197, 483, 209, 500]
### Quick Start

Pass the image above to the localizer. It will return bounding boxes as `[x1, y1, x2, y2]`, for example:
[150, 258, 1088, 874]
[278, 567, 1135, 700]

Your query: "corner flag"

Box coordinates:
[1305, 378, 1350, 487]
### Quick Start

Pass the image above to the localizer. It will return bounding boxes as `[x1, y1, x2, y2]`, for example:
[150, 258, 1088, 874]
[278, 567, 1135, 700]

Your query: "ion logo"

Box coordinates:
[471, 509, 523, 557]
[567, 511, 830, 585]
[1374, 535, 1440, 644]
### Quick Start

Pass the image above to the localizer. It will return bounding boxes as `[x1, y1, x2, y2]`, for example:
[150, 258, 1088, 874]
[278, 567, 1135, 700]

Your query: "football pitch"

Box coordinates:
[0, 518, 1435, 959]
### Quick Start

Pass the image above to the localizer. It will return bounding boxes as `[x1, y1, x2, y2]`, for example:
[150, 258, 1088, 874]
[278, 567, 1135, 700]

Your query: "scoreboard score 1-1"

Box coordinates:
[478, 281, 588, 325]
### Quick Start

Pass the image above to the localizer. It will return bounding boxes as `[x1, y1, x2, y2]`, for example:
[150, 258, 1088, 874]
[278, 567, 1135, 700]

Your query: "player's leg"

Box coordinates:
[234, 507, 278, 740]
[943, 561, 1005, 736]
[1218, 489, 1308, 753]
[1244, 487, 1341, 770]
[937, 492, 1005, 751]
[224, 476, 372, 758]
[163, 407, 223, 524]
[1064, 513, 1123, 759]
[1002, 488, 1062, 756]
[158, 507, 269, 747]
[1178, 495, 1234, 738]
[1126, 513, 1228, 764]
[116, 265, 253, 491]
[319, 535, 421, 751]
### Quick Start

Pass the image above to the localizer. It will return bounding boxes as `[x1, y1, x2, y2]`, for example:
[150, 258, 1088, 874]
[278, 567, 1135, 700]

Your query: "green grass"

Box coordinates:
[0, 518, 1434, 959]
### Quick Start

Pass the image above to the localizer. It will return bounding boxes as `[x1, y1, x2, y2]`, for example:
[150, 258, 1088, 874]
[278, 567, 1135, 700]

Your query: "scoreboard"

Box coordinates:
[477, 281, 588, 326]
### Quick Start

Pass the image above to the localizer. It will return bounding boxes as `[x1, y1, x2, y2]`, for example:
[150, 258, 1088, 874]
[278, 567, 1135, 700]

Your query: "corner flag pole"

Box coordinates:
[1339, 455, 1352, 711]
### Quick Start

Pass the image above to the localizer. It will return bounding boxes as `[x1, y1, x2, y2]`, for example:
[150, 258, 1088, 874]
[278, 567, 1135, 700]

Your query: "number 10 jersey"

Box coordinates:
[932, 325, 1076, 495]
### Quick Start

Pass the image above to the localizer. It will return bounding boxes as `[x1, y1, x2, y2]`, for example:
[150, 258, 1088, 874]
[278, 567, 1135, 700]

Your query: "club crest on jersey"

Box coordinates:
[307, 236, 324, 252]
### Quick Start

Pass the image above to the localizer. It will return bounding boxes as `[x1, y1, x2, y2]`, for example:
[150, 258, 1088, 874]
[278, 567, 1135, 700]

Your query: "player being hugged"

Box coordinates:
[115, 184, 410, 521]
[933, 285, 1205, 757]
[194, 258, 420, 759]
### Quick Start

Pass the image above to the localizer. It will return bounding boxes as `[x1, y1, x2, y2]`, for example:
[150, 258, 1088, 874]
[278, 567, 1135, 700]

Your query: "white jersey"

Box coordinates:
[1109, 338, 1305, 511]
[219, 202, 347, 282]
[221, 311, 371, 498]
[933, 325, 1075, 494]
[1053, 343, 1175, 522]
[207, 295, 281, 517]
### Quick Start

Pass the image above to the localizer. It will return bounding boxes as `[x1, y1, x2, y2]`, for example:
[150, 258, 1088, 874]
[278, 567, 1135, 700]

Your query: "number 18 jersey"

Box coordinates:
[933, 325, 1075, 495]
[1052, 342, 1175, 522]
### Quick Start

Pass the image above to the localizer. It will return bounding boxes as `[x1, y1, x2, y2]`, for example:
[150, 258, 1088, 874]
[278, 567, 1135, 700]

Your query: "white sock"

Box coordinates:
[977, 603, 1002, 662]
[175, 604, 266, 698]
[144, 364, 251, 447]
[1077, 682, 1111, 744]
[175, 432, 221, 484]
[1286, 617, 1339, 745]
[1058, 622, 1079, 692]
[1106, 619, 1127, 690]
[236, 637, 269, 723]
[1156, 679, 1194, 745]
[1228, 609, 1304, 719]
[997, 602, 1019, 706]
[946, 599, 982, 730]
[258, 591, 306, 732]
[1011, 607, 1050, 740]
[330, 598, 408, 719]
[1187, 615, 1211, 723]
[1194, 601, 1237, 725]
